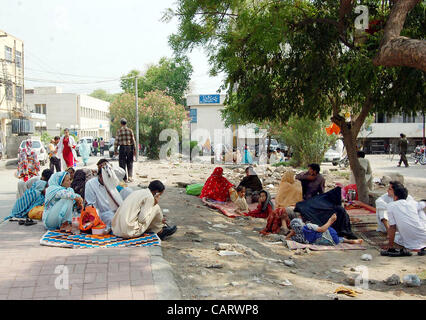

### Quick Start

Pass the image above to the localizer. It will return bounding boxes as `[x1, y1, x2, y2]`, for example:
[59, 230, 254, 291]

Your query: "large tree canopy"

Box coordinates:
[120, 56, 193, 105]
[166, 0, 425, 202]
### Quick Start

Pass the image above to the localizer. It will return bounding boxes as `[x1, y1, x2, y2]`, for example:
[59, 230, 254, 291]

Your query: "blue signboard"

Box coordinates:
[199, 94, 220, 104]
[189, 109, 197, 123]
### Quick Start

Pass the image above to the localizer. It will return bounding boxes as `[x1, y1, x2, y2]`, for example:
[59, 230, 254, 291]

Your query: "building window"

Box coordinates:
[15, 51, 22, 68]
[5, 82, 13, 100]
[16, 86, 22, 102]
[35, 104, 47, 114]
[4, 46, 12, 62]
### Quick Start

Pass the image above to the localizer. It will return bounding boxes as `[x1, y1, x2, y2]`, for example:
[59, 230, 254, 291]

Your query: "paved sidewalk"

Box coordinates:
[0, 220, 181, 300]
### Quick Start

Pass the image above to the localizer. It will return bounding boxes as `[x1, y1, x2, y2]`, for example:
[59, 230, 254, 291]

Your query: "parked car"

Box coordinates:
[19, 138, 47, 166]
[324, 139, 345, 165]
[76, 136, 94, 156]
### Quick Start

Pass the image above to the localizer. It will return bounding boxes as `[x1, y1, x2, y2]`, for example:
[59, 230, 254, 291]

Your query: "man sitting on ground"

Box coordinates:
[85, 165, 122, 229]
[295, 163, 325, 200]
[375, 181, 420, 233]
[381, 183, 426, 256]
[112, 180, 177, 240]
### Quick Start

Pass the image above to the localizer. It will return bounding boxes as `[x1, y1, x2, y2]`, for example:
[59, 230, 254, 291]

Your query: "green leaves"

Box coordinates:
[120, 56, 193, 106]
[110, 91, 188, 160]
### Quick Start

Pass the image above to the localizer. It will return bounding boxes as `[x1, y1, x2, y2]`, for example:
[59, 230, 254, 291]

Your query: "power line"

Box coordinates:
[24, 67, 121, 80]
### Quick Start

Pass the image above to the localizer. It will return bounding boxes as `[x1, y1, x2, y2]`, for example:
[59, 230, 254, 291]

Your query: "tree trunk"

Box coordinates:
[339, 123, 370, 204]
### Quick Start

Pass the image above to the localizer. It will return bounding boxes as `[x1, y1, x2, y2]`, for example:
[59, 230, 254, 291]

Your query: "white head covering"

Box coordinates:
[113, 167, 126, 182]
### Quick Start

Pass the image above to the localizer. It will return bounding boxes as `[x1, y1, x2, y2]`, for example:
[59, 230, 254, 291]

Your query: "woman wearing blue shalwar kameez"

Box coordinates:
[42, 172, 83, 231]
[79, 139, 91, 166]
[5, 180, 47, 221]
[242, 145, 253, 164]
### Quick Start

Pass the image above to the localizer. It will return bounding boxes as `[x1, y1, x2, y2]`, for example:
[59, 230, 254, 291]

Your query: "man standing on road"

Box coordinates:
[114, 118, 136, 182]
[92, 139, 99, 157]
[397, 133, 409, 167]
[48, 136, 61, 173]
[99, 138, 105, 156]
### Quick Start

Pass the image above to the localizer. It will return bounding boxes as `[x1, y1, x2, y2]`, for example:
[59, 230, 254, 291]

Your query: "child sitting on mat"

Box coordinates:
[230, 186, 249, 214]
[245, 190, 274, 219]
[286, 213, 363, 246]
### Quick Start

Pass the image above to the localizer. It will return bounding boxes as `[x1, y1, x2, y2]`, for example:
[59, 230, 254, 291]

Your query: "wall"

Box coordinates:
[359, 123, 424, 139]
[79, 94, 110, 140]
[25, 93, 78, 136]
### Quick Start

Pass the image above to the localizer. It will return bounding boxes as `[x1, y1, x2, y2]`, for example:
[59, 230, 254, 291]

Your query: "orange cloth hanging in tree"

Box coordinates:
[326, 123, 341, 136]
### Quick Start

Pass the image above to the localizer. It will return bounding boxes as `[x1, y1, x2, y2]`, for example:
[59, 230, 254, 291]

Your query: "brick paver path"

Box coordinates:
[0, 221, 158, 300]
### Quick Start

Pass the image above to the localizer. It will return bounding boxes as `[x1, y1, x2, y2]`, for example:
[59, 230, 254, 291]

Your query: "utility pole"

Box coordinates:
[135, 76, 139, 162]
[423, 111, 425, 146]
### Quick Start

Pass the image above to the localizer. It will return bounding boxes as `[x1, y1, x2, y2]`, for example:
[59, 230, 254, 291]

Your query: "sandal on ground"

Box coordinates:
[380, 248, 412, 257]
[24, 218, 37, 226]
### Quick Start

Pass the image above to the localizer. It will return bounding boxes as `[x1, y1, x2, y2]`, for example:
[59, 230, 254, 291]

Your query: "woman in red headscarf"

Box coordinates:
[200, 167, 234, 202]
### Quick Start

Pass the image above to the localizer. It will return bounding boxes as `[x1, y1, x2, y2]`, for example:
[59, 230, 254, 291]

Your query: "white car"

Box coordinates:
[19, 139, 47, 166]
[324, 139, 345, 165]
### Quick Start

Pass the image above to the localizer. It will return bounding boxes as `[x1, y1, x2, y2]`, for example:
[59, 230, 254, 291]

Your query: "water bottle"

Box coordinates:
[72, 210, 80, 235]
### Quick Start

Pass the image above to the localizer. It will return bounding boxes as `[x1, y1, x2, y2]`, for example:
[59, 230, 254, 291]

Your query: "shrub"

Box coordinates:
[281, 117, 337, 167]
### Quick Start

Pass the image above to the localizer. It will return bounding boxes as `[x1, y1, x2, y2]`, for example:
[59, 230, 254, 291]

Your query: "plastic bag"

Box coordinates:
[79, 205, 105, 232]
[186, 183, 204, 196]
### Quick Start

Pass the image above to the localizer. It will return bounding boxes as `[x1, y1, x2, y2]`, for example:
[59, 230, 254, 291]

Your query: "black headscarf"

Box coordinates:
[238, 167, 263, 191]
[71, 169, 94, 199]
[294, 187, 355, 238]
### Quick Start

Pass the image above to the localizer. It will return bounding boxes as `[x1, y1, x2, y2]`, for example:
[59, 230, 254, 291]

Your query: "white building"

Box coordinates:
[358, 112, 425, 153]
[186, 94, 264, 153]
[25, 86, 111, 140]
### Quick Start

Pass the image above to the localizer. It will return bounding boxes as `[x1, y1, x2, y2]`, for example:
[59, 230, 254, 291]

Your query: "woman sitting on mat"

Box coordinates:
[238, 166, 263, 203]
[200, 167, 234, 202]
[246, 190, 274, 219]
[5, 180, 47, 222]
[43, 171, 83, 231]
[275, 171, 303, 208]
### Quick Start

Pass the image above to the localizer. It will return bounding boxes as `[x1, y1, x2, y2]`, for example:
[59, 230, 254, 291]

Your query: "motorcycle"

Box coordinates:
[413, 145, 426, 165]
[338, 155, 350, 168]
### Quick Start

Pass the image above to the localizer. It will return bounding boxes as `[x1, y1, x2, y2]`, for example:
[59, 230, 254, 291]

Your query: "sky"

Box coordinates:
[0, 0, 224, 95]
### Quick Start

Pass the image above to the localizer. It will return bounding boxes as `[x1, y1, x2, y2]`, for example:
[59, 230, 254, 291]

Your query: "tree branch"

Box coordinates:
[353, 93, 373, 136]
[373, 0, 426, 71]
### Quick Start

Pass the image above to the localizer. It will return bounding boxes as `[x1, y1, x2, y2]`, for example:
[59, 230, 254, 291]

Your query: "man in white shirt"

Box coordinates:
[385, 183, 426, 252]
[375, 181, 417, 233]
[85, 166, 123, 228]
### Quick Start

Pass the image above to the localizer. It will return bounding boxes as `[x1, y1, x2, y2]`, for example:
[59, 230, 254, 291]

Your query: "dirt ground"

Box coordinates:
[133, 159, 426, 300]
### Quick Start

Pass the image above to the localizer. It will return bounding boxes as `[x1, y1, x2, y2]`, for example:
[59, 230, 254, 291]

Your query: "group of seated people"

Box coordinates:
[200, 163, 426, 254]
[7, 159, 177, 241]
